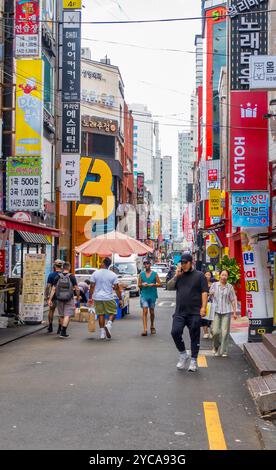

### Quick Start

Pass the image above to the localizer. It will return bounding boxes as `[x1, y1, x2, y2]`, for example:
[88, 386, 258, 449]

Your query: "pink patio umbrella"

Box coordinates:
[75, 230, 154, 257]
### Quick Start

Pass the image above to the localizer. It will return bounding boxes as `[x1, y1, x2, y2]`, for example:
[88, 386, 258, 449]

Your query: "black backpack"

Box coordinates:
[55, 273, 74, 302]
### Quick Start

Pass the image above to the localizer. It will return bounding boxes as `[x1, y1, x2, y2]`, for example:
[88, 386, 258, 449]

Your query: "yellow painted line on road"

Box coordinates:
[198, 355, 208, 367]
[203, 402, 227, 450]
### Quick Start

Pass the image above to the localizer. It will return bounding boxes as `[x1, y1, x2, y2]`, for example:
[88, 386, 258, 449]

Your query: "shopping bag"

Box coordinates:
[88, 309, 96, 333]
[206, 301, 215, 321]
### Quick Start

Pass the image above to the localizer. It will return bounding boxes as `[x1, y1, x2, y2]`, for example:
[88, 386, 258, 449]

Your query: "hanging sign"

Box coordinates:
[209, 189, 222, 217]
[232, 192, 270, 227]
[7, 157, 42, 212]
[61, 154, 80, 201]
[15, 0, 40, 58]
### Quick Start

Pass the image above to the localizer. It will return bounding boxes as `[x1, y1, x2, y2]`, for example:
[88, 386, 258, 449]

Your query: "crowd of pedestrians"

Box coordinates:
[45, 253, 238, 370]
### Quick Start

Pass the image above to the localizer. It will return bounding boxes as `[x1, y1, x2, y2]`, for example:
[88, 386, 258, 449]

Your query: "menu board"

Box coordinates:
[21, 254, 46, 322]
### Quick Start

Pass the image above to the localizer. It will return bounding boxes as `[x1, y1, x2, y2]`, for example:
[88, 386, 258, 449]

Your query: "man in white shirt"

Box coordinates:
[89, 258, 123, 340]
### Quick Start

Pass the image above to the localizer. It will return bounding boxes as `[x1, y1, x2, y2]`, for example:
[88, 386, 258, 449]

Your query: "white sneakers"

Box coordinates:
[104, 321, 112, 339]
[177, 353, 198, 372]
[188, 358, 198, 372]
[176, 352, 190, 370]
[99, 328, 106, 340]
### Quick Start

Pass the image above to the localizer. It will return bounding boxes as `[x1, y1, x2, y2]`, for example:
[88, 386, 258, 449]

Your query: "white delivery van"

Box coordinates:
[110, 254, 140, 297]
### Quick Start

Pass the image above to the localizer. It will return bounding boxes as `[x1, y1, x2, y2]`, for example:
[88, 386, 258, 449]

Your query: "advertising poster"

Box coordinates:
[241, 229, 274, 340]
[15, 59, 43, 157]
[230, 92, 268, 191]
[15, 0, 40, 58]
[21, 254, 46, 323]
[61, 154, 80, 201]
[7, 157, 42, 212]
[232, 192, 270, 227]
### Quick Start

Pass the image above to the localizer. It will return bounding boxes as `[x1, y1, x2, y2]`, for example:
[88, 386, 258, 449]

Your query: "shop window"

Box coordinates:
[43, 54, 54, 115]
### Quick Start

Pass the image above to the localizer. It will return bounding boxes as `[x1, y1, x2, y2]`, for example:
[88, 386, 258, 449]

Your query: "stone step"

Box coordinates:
[244, 343, 276, 376]
[263, 334, 276, 359]
[247, 374, 276, 417]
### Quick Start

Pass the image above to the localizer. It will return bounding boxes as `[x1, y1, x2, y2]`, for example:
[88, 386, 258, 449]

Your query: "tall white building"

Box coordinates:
[178, 132, 193, 235]
[129, 103, 153, 182]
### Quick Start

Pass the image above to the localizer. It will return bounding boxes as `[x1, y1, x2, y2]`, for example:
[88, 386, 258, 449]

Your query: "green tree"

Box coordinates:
[217, 255, 241, 286]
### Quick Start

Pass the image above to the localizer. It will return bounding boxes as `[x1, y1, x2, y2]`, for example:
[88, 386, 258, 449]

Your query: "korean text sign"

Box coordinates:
[22, 254, 46, 322]
[137, 173, 144, 205]
[230, 91, 268, 191]
[7, 157, 42, 212]
[61, 155, 80, 201]
[230, 0, 268, 90]
[62, 103, 80, 154]
[232, 192, 269, 227]
[62, 11, 81, 103]
[15, 59, 44, 157]
[15, 0, 40, 58]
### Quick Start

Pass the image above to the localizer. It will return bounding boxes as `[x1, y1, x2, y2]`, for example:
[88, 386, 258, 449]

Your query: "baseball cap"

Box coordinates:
[143, 258, 151, 264]
[54, 259, 64, 267]
[181, 252, 193, 263]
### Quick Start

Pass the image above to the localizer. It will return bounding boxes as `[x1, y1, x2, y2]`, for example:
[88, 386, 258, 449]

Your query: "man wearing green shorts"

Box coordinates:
[89, 258, 123, 340]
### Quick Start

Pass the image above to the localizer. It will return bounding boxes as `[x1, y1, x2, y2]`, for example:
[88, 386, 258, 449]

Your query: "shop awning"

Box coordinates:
[199, 219, 227, 247]
[17, 231, 51, 245]
[0, 214, 60, 237]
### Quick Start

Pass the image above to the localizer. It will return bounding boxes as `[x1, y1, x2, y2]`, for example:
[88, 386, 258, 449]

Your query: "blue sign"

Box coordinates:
[232, 192, 270, 227]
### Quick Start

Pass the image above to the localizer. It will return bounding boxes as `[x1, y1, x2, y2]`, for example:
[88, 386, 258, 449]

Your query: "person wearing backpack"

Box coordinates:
[48, 262, 80, 338]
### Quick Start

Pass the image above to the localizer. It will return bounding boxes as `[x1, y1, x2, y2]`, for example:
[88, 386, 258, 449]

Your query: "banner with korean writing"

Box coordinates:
[22, 254, 46, 322]
[241, 228, 274, 339]
[62, 10, 81, 103]
[209, 189, 222, 217]
[62, 103, 80, 154]
[61, 154, 80, 201]
[232, 192, 270, 227]
[7, 157, 42, 212]
[15, 0, 40, 58]
[230, 0, 268, 90]
[230, 91, 268, 190]
[15, 59, 43, 157]
[137, 173, 144, 204]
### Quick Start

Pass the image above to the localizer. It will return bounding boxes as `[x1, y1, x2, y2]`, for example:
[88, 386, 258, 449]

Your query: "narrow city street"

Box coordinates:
[0, 290, 261, 451]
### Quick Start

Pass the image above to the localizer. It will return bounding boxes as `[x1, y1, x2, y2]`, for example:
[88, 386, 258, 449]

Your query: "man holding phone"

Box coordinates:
[167, 252, 209, 372]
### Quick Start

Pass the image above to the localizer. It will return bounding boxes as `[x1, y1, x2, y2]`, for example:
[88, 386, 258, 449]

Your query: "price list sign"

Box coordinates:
[7, 157, 42, 212]
[22, 254, 46, 322]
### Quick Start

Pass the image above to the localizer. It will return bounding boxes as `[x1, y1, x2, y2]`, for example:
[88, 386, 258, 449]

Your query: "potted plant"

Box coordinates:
[217, 255, 241, 287]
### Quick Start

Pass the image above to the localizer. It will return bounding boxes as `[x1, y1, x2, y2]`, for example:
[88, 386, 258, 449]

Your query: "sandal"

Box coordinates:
[141, 332, 148, 336]
[151, 327, 156, 335]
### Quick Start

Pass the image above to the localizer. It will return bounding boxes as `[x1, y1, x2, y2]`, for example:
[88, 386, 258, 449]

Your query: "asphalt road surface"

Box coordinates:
[0, 290, 261, 450]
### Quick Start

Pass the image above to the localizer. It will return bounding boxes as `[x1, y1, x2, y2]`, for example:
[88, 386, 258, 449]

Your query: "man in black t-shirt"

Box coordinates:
[167, 252, 208, 372]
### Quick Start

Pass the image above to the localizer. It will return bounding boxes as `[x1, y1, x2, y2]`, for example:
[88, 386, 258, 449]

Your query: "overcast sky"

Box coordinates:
[82, 0, 202, 192]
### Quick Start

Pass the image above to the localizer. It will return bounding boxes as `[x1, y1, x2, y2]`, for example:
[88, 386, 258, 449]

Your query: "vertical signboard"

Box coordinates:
[62, 10, 81, 103]
[15, 59, 44, 157]
[209, 189, 222, 217]
[15, 0, 40, 58]
[22, 254, 46, 323]
[62, 102, 80, 154]
[0, 250, 5, 273]
[61, 154, 80, 201]
[232, 192, 270, 227]
[230, 0, 268, 90]
[230, 91, 268, 191]
[137, 172, 144, 204]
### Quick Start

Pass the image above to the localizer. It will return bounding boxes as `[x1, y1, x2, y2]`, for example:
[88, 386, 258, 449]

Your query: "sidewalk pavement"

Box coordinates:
[0, 308, 48, 347]
[230, 316, 249, 350]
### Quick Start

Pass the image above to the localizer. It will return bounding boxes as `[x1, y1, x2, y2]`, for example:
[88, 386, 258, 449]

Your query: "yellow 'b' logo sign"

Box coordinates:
[76, 158, 115, 220]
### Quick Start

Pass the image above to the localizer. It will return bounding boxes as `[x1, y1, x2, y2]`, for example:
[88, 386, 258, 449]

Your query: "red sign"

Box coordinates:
[230, 91, 268, 191]
[208, 169, 218, 182]
[0, 250, 5, 273]
[15, 0, 39, 36]
[15, 0, 40, 57]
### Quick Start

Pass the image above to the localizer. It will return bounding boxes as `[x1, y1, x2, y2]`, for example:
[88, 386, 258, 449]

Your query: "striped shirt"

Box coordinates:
[209, 282, 236, 315]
